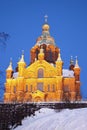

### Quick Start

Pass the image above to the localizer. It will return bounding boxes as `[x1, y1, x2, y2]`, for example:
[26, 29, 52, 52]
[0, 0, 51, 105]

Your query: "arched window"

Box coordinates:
[49, 50, 52, 60]
[36, 49, 39, 59]
[52, 84, 55, 92]
[14, 86, 16, 93]
[26, 85, 28, 92]
[48, 50, 53, 62]
[30, 85, 32, 92]
[48, 84, 50, 92]
[63, 86, 69, 93]
[38, 68, 44, 78]
[37, 83, 43, 91]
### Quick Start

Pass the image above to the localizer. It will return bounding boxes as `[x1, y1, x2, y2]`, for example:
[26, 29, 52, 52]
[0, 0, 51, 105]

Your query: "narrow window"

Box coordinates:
[49, 50, 52, 61]
[37, 83, 43, 91]
[30, 85, 32, 92]
[53, 84, 55, 92]
[48, 50, 52, 62]
[14, 86, 16, 93]
[64, 86, 69, 93]
[48, 84, 50, 92]
[36, 49, 39, 60]
[38, 68, 44, 78]
[26, 85, 28, 92]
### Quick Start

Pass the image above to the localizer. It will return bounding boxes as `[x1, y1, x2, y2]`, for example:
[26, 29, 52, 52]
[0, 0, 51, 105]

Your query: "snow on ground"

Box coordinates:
[15, 108, 87, 130]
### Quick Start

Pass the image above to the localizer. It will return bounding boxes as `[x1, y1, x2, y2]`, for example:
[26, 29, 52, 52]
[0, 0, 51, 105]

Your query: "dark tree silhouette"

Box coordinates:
[0, 70, 5, 101]
[0, 32, 10, 101]
[0, 32, 10, 46]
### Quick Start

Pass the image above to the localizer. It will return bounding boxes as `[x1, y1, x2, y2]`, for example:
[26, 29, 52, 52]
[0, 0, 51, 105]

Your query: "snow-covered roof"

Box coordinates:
[50, 63, 54, 67]
[63, 69, 74, 78]
[13, 70, 74, 78]
[13, 72, 18, 78]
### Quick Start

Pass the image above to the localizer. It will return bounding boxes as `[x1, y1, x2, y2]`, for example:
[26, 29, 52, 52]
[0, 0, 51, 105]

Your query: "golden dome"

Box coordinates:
[42, 24, 50, 31]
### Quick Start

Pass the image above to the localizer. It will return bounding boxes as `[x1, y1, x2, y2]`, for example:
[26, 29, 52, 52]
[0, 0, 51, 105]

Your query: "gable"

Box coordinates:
[23, 60, 57, 78]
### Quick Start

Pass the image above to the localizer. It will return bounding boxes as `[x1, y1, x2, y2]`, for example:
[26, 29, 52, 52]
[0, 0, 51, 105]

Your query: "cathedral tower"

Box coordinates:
[18, 51, 26, 77]
[38, 46, 44, 61]
[6, 58, 13, 79]
[56, 50, 63, 76]
[30, 15, 59, 64]
[4, 16, 81, 103]
[74, 57, 81, 100]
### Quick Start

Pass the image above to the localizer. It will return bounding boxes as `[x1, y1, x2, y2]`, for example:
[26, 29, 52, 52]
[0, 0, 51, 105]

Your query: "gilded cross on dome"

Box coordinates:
[10, 57, 12, 63]
[22, 50, 24, 55]
[44, 15, 48, 23]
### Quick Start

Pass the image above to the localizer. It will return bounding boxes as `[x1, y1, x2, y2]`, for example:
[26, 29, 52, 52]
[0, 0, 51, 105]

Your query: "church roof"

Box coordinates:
[63, 69, 74, 78]
[13, 72, 18, 78]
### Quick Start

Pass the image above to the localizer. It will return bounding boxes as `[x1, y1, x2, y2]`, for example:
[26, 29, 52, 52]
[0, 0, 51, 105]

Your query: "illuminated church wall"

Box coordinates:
[4, 17, 81, 103]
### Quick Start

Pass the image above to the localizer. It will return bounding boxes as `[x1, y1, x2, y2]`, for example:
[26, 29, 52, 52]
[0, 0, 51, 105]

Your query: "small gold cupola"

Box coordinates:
[18, 50, 26, 77]
[6, 58, 13, 71]
[57, 49, 62, 61]
[56, 49, 63, 76]
[38, 46, 44, 61]
[19, 50, 25, 62]
[6, 58, 13, 79]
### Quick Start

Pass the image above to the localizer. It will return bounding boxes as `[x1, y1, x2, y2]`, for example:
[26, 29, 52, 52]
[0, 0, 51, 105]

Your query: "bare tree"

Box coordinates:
[0, 32, 10, 46]
[0, 32, 10, 101]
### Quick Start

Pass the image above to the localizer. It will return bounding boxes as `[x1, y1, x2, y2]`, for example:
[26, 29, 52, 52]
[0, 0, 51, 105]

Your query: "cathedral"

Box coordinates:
[4, 17, 81, 103]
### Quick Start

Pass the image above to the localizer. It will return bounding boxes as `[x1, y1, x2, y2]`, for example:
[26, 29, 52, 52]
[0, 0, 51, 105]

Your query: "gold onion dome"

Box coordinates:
[42, 24, 50, 31]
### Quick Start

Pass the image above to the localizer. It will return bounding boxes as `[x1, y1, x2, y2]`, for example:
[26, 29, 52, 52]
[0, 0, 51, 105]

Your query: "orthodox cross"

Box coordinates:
[44, 15, 48, 23]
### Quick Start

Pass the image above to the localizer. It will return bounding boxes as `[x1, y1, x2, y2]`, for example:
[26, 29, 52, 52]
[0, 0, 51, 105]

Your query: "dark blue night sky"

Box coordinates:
[0, 0, 87, 100]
